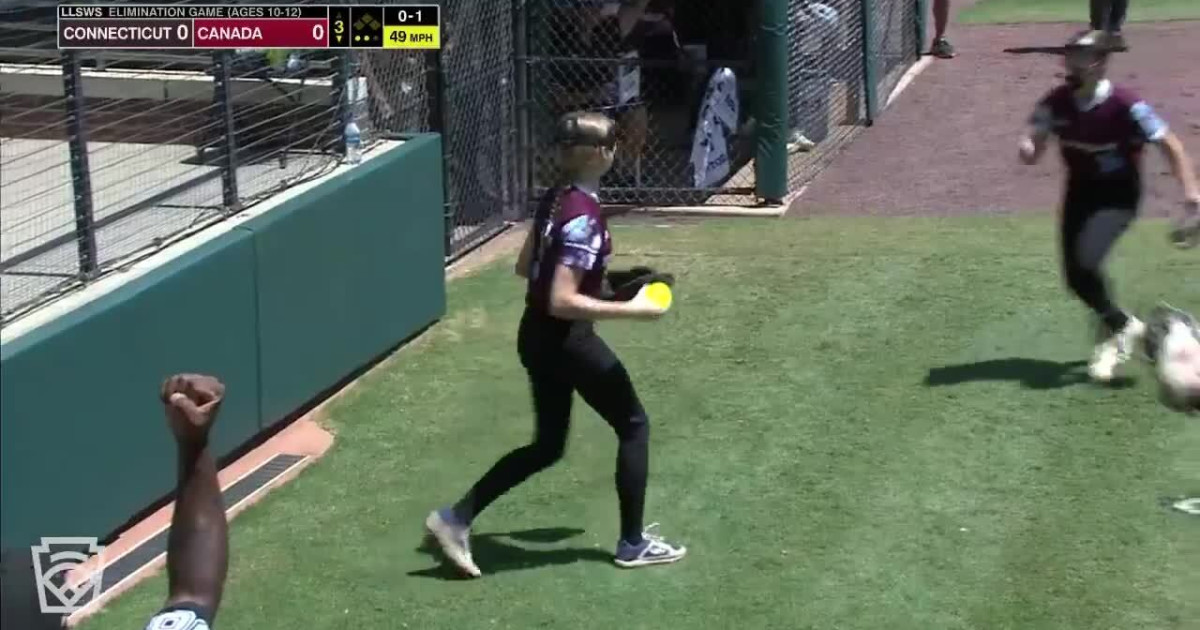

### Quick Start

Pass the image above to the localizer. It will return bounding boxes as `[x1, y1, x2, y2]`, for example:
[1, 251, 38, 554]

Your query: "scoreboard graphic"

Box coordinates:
[56, 4, 440, 50]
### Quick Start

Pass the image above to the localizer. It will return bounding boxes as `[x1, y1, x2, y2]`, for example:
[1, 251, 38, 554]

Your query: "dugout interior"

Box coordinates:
[523, 0, 865, 206]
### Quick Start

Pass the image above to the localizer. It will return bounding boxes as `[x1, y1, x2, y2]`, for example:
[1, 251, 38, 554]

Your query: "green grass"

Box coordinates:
[959, 0, 1200, 24]
[82, 216, 1199, 630]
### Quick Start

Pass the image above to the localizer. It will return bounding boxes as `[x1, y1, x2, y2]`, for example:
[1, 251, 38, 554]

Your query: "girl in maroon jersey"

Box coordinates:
[424, 112, 687, 577]
[1018, 30, 1200, 383]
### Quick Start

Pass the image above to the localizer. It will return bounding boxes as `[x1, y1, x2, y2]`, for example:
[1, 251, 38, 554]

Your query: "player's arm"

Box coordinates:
[549, 264, 661, 320]
[1019, 104, 1053, 165]
[546, 215, 662, 321]
[159, 375, 229, 622]
[1157, 132, 1200, 203]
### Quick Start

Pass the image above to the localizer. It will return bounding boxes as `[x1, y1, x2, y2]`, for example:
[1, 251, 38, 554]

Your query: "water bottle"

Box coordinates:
[344, 121, 362, 165]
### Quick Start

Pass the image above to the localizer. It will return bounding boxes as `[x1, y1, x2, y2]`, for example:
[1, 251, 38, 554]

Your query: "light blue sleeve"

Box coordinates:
[1130, 100, 1169, 142]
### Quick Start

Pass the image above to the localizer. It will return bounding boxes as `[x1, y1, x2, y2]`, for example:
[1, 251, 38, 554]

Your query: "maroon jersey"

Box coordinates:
[1029, 80, 1169, 183]
[526, 185, 613, 313]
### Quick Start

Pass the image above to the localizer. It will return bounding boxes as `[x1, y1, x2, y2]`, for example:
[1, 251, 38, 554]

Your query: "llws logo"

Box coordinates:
[30, 537, 106, 614]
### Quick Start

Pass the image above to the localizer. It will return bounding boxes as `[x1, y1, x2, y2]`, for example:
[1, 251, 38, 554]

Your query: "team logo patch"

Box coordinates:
[1130, 101, 1167, 139]
[562, 215, 596, 246]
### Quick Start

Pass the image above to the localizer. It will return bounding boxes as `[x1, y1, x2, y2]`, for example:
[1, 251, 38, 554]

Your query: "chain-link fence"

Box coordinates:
[520, 0, 920, 207]
[785, 0, 919, 191]
[1, 0, 517, 326]
[522, 0, 759, 207]
[2, 0, 920, 326]
[1, 1, 360, 325]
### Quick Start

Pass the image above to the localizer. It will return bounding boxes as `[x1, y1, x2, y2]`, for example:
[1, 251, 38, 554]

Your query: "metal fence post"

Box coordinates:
[512, 0, 531, 219]
[754, 0, 789, 203]
[333, 50, 352, 156]
[211, 51, 241, 213]
[426, 39, 453, 258]
[859, 0, 879, 125]
[915, 0, 928, 57]
[61, 51, 99, 278]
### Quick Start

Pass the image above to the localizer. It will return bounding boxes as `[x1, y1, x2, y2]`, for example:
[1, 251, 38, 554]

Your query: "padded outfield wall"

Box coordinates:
[1, 134, 445, 553]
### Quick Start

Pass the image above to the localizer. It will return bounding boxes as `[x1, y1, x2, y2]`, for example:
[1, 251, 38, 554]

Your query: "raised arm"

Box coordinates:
[159, 374, 229, 622]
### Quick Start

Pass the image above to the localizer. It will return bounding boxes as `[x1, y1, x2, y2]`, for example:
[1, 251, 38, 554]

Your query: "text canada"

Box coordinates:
[196, 26, 264, 41]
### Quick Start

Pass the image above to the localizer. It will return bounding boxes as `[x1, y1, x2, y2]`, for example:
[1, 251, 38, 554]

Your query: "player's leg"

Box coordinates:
[1107, 0, 1128, 33]
[565, 329, 686, 568]
[1060, 192, 1144, 380]
[1090, 0, 1107, 29]
[426, 330, 575, 577]
[931, 0, 955, 58]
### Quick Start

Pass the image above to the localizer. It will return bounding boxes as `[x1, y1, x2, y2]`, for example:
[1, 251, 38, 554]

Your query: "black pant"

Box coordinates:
[1060, 182, 1138, 332]
[1090, 0, 1129, 31]
[453, 308, 650, 544]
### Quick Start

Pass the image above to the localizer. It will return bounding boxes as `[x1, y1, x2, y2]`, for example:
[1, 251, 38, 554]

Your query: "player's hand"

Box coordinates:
[1018, 138, 1039, 165]
[626, 288, 668, 320]
[161, 374, 225, 445]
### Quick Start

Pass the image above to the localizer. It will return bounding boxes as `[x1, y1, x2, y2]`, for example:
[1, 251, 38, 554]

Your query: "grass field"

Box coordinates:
[81, 216, 1199, 630]
[959, 0, 1200, 24]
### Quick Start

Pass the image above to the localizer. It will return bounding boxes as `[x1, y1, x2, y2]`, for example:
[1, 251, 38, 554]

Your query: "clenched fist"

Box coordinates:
[160, 374, 225, 446]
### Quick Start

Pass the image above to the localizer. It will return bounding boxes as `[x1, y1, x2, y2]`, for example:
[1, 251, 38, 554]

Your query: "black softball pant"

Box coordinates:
[1060, 182, 1138, 332]
[452, 308, 650, 544]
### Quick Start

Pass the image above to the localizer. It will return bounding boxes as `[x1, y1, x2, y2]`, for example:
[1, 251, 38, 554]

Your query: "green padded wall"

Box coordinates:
[244, 134, 447, 427]
[0, 135, 447, 551]
[0, 231, 261, 548]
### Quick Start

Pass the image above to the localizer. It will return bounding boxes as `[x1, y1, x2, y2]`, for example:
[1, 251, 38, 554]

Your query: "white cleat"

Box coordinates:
[1089, 317, 1146, 382]
[425, 509, 482, 578]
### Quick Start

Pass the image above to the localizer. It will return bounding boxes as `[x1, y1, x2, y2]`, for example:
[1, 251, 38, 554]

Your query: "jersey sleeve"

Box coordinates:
[1128, 99, 1169, 142]
[557, 213, 605, 271]
[144, 605, 211, 629]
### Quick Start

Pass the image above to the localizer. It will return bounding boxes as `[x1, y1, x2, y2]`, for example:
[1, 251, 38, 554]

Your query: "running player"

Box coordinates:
[425, 111, 687, 577]
[1018, 30, 1200, 382]
[144, 374, 229, 629]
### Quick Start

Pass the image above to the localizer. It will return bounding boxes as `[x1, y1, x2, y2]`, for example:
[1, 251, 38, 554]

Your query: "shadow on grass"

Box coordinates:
[924, 358, 1136, 390]
[409, 527, 611, 580]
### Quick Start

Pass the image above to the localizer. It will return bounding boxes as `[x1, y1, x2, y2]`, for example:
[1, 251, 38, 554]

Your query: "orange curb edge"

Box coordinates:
[63, 419, 333, 627]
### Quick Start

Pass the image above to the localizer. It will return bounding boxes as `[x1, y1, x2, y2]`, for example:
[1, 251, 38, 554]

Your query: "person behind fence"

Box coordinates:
[786, 0, 844, 153]
[144, 374, 229, 629]
[424, 111, 687, 578]
[1090, 0, 1130, 51]
[1018, 30, 1200, 383]
[575, 0, 658, 184]
[930, 0, 955, 58]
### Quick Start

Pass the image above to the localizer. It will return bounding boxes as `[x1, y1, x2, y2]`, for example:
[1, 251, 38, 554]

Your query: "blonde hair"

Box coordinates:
[556, 111, 617, 180]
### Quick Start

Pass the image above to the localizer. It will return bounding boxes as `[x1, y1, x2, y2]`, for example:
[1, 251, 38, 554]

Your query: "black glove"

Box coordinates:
[602, 266, 676, 301]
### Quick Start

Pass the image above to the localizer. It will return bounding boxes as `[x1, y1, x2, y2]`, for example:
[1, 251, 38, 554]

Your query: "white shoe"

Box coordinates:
[613, 523, 687, 568]
[425, 509, 482, 578]
[1089, 317, 1146, 382]
[787, 129, 816, 153]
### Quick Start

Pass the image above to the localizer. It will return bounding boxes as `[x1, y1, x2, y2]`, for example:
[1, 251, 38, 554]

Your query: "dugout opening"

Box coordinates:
[520, 0, 878, 208]
[523, 0, 760, 207]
